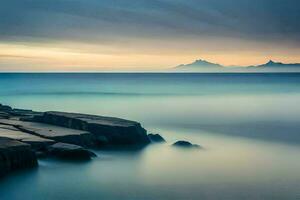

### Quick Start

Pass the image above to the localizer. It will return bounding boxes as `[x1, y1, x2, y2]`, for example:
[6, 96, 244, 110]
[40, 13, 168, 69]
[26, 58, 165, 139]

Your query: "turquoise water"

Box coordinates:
[0, 73, 300, 200]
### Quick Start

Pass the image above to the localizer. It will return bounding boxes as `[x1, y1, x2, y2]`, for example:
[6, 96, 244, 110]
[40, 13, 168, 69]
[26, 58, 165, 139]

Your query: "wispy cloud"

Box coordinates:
[0, 0, 300, 70]
[1, 0, 300, 43]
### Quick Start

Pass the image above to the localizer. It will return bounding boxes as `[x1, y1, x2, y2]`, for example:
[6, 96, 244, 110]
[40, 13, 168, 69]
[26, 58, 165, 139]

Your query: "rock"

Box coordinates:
[33, 111, 150, 146]
[35, 151, 48, 158]
[0, 119, 95, 148]
[172, 140, 201, 149]
[0, 104, 43, 118]
[0, 112, 10, 119]
[0, 104, 151, 148]
[0, 124, 55, 150]
[8, 109, 43, 117]
[47, 143, 96, 160]
[148, 133, 166, 143]
[0, 137, 37, 177]
[0, 104, 12, 111]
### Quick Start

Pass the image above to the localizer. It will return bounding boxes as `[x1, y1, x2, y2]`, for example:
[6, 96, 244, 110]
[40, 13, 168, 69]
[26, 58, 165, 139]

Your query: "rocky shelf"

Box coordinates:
[0, 103, 201, 178]
[31, 111, 150, 146]
[0, 137, 37, 178]
[0, 103, 151, 177]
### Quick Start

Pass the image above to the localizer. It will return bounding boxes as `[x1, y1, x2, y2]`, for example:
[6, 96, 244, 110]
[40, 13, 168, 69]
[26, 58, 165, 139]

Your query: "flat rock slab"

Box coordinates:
[0, 119, 95, 147]
[34, 112, 150, 146]
[48, 142, 96, 160]
[0, 137, 37, 177]
[0, 124, 19, 131]
[0, 124, 54, 150]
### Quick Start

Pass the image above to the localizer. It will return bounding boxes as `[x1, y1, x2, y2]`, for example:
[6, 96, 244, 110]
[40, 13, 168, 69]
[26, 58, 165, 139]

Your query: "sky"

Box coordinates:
[1, 0, 300, 71]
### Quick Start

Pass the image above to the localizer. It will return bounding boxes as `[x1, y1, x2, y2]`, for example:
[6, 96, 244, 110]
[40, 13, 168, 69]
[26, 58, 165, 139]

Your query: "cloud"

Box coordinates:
[1, 0, 300, 71]
[1, 0, 299, 45]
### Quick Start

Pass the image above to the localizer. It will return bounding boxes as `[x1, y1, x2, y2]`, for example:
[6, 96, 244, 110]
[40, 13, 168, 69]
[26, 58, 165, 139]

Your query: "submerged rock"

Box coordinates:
[148, 133, 166, 143]
[0, 137, 37, 177]
[33, 111, 150, 146]
[47, 143, 96, 160]
[172, 140, 201, 149]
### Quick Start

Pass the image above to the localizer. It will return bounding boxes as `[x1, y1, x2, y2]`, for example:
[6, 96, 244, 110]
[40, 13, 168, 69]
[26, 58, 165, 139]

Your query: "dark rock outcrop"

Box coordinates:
[172, 140, 201, 149]
[9, 109, 43, 117]
[0, 104, 12, 112]
[0, 112, 10, 119]
[0, 137, 37, 177]
[0, 104, 42, 117]
[0, 103, 155, 177]
[148, 133, 166, 143]
[47, 143, 96, 160]
[33, 112, 150, 146]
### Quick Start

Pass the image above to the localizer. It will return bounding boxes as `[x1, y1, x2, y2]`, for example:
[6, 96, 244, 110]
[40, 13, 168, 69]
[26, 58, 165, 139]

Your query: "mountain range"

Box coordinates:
[175, 59, 300, 72]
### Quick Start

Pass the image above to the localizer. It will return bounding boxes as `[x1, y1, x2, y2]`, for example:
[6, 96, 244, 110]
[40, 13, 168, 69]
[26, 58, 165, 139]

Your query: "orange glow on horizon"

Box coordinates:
[1, 42, 300, 71]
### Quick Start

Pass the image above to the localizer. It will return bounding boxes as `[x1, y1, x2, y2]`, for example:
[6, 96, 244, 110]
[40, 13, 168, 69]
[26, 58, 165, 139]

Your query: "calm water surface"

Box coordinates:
[0, 73, 300, 200]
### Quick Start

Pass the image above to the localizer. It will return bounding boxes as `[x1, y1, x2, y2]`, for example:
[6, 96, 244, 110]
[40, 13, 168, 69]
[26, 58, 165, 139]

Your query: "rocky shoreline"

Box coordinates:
[0, 103, 200, 178]
[0, 103, 152, 177]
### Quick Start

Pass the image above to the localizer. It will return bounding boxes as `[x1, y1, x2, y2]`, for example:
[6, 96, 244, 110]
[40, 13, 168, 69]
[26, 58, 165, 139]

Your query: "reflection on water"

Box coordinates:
[0, 73, 300, 200]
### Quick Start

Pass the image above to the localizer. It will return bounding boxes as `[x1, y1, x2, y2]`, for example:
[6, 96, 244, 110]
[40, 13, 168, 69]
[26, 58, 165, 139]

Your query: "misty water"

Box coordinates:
[0, 73, 300, 200]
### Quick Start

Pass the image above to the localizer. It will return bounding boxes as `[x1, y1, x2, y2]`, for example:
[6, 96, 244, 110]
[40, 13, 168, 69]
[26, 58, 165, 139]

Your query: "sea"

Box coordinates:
[0, 73, 300, 200]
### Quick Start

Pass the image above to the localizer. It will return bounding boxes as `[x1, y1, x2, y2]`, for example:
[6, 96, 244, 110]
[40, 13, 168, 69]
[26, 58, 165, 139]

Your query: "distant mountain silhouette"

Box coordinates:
[257, 60, 300, 68]
[177, 59, 222, 68]
[175, 59, 300, 72]
[175, 59, 225, 72]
